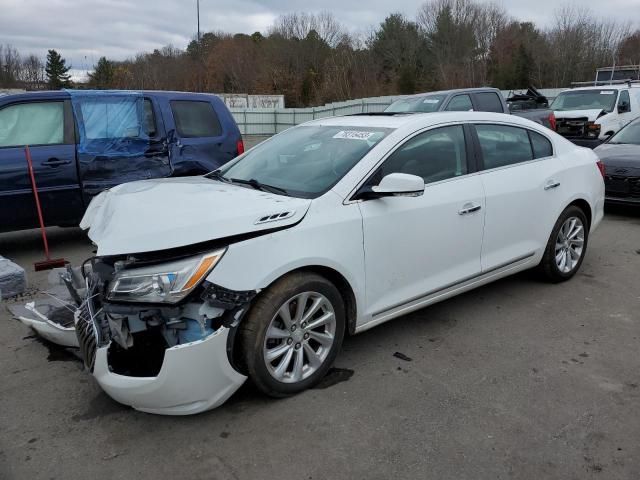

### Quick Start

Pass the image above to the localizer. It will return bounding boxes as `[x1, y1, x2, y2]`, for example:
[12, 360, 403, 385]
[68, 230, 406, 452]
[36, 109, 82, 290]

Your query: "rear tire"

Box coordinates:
[239, 272, 345, 397]
[539, 205, 589, 283]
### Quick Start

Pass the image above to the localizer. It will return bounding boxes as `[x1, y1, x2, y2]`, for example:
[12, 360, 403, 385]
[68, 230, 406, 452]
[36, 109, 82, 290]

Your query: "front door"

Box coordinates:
[0, 98, 83, 231]
[358, 124, 485, 317]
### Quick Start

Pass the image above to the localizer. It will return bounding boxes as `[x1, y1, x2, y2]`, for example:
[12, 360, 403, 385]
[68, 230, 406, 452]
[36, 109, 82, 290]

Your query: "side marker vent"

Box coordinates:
[255, 211, 295, 224]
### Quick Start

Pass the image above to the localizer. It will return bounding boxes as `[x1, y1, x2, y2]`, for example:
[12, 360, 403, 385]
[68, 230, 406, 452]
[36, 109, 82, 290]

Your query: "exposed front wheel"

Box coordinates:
[539, 205, 589, 282]
[239, 272, 345, 397]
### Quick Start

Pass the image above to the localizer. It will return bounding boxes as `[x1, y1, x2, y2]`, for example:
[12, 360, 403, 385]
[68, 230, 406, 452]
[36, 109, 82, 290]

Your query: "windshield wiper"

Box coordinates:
[228, 178, 289, 196]
[207, 170, 230, 183]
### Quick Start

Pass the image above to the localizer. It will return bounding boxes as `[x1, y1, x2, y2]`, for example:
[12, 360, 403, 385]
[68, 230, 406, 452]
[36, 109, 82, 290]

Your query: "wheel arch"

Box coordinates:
[273, 265, 358, 336]
[567, 198, 592, 229]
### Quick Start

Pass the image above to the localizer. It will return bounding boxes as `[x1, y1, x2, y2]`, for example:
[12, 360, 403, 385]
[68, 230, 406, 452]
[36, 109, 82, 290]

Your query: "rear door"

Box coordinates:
[472, 123, 565, 271]
[168, 99, 237, 174]
[0, 98, 83, 230]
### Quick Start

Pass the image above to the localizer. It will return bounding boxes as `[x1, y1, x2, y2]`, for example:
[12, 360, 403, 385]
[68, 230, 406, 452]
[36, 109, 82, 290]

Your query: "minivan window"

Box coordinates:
[475, 92, 504, 113]
[374, 125, 468, 184]
[171, 101, 222, 138]
[79, 97, 147, 140]
[0, 102, 64, 148]
[475, 124, 533, 169]
[216, 125, 391, 198]
[529, 131, 553, 158]
[445, 95, 474, 112]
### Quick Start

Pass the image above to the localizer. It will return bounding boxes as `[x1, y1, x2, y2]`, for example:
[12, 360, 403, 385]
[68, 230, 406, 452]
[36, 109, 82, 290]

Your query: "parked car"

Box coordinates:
[594, 117, 640, 205]
[73, 111, 604, 415]
[0, 90, 243, 232]
[385, 87, 556, 129]
[551, 84, 640, 148]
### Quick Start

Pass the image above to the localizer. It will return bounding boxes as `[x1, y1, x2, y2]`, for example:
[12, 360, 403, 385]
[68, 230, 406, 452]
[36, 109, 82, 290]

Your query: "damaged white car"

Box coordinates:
[71, 112, 604, 415]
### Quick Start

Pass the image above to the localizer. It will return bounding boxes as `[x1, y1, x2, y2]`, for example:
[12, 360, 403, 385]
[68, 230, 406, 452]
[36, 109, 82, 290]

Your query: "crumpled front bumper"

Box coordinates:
[93, 327, 247, 415]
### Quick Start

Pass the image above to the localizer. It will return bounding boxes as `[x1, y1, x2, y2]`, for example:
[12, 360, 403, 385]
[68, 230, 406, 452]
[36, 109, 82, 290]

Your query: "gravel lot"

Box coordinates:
[1, 201, 639, 480]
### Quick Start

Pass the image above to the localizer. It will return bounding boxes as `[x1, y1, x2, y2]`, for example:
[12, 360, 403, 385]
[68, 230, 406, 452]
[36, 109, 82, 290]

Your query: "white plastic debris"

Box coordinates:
[0, 256, 26, 299]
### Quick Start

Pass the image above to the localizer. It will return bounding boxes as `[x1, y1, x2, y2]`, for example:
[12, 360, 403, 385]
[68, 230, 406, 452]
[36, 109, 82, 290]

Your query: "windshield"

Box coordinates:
[608, 119, 640, 145]
[386, 94, 447, 113]
[215, 125, 392, 198]
[550, 90, 618, 113]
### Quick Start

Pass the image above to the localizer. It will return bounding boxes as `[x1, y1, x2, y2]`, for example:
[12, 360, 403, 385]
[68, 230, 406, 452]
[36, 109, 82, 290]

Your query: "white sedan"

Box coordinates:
[76, 111, 605, 414]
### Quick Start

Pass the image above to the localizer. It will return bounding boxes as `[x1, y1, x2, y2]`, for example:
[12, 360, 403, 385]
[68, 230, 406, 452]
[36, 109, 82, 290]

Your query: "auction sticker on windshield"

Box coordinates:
[600, 91, 615, 95]
[333, 130, 377, 140]
[423, 98, 440, 104]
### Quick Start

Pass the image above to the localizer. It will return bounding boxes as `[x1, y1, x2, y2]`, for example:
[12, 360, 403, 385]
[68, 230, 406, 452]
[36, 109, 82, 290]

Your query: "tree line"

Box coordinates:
[2, 1, 639, 107]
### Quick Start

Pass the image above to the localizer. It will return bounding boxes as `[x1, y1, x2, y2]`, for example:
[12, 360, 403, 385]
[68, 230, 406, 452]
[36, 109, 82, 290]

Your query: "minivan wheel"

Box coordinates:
[539, 205, 589, 283]
[239, 272, 345, 397]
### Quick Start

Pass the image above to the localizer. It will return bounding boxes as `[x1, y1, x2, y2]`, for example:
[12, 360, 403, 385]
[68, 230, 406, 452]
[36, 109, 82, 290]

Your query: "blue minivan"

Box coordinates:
[0, 90, 243, 232]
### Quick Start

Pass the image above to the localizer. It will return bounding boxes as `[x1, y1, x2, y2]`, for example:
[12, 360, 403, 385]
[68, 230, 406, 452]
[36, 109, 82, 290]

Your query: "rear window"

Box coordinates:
[474, 92, 504, 113]
[529, 131, 553, 158]
[170, 100, 222, 138]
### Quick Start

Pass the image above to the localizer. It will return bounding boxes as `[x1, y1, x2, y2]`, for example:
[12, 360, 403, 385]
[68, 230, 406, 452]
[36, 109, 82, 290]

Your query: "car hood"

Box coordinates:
[594, 143, 640, 170]
[81, 176, 312, 256]
[554, 109, 604, 122]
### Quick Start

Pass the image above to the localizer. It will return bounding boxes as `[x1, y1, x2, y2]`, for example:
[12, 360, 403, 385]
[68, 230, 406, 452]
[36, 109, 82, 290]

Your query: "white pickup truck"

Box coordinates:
[551, 84, 640, 148]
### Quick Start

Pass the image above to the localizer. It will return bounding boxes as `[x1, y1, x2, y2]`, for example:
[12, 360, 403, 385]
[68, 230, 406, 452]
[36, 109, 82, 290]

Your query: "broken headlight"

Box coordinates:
[107, 249, 226, 304]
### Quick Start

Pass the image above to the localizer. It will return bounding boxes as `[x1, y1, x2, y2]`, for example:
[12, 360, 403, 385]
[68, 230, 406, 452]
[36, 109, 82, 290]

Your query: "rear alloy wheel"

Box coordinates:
[239, 273, 345, 397]
[539, 205, 589, 282]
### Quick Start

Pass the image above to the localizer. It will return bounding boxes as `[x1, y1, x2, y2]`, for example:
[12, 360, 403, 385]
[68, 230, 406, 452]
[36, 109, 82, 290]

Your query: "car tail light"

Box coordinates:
[236, 139, 245, 156]
[596, 160, 606, 178]
[548, 112, 557, 131]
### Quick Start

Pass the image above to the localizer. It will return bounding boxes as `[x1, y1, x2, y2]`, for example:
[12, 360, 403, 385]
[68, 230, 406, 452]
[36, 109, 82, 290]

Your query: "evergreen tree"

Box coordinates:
[45, 49, 71, 89]
[88, 57, 115, 89]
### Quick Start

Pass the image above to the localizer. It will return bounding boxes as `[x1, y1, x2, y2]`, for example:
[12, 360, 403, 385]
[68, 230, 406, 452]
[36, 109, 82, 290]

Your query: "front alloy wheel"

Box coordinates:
[239, 272, 345, 397]
[263, 292, 337, 383]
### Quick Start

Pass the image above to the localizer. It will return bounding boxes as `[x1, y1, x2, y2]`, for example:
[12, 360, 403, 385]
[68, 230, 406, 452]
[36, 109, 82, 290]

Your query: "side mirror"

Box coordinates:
[618, 101, 630, 114]
[356, 173, 425, 200]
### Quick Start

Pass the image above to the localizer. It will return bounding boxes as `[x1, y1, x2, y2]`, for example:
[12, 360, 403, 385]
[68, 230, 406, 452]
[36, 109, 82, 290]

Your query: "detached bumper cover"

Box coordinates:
[93, 327, 246, 415]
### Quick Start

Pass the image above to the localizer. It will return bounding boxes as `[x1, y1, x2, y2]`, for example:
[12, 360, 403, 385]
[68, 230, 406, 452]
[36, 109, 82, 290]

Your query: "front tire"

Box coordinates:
[239, 272, 346, 397]
[539, 205, 589, 282]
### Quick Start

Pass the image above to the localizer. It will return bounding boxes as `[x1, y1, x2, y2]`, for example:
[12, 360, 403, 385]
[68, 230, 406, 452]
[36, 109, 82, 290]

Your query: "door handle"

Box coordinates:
[544, 181, 561, 190]
[42, 158, 71, 167]
[458, 203, 482, 215]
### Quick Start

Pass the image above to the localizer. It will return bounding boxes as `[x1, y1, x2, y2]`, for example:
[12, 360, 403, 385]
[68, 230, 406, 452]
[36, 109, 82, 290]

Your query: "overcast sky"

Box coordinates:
[1, 0, 638, 77]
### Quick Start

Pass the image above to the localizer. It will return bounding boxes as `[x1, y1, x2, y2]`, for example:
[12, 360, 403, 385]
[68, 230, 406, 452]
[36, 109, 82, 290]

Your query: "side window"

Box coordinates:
[170, 101, 222, 138]
[619, 90, 631, 111]
[143, 99, 157, 137]
[474, 92, 504, 113]
[0, 102, 65, 148]
[375, 125, 468, 185]
[445, 95, 474, 112]
[475, 124, 533, 169]
[529, 131, 553, 159]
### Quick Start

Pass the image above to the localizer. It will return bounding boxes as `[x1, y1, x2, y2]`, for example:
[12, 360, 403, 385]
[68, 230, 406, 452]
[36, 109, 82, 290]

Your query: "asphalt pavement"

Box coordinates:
[0, 205, 639, 480]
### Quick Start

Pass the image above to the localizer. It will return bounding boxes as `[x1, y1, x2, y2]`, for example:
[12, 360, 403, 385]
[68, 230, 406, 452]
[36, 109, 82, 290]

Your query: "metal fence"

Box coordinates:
[231, 89, 566, 135]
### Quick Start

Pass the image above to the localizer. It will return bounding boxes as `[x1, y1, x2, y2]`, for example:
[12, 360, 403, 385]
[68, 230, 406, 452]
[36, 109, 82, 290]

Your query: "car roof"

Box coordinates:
[0, 89, 222, 102]
[563, 85, 632, 92]
[395, 88, 500, 101]
[304, 111, 535, 130]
